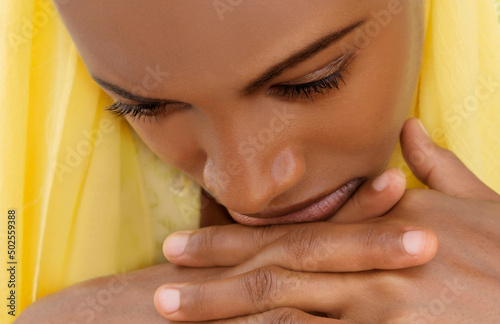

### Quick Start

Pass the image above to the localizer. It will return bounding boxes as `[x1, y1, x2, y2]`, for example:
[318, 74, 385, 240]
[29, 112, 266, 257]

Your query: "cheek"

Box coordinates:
[125, 3, 424, 187]
[300, 7, 422, 177]
[125, 111, 205, 178]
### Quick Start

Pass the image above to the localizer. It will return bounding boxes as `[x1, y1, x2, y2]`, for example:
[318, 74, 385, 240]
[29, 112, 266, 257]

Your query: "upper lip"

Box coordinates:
[227, 178, 363, 226]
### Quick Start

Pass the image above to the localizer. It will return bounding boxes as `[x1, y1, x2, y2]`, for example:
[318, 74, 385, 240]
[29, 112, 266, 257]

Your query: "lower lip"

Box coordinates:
[228, 178, 363, 226]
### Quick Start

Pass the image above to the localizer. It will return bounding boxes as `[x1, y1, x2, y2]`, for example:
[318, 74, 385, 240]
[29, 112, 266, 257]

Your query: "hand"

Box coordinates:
[14, 120, 437, 324]
[14, 167, 433, 323]
[155, 118, 500, 323]
[16, 183, 434, 324]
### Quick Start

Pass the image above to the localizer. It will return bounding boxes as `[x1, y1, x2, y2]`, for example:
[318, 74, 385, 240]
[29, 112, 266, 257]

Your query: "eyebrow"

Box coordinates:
[91, 18, 366, 103]
[91, 75, 182, 104]
[242, 18, 366, 95]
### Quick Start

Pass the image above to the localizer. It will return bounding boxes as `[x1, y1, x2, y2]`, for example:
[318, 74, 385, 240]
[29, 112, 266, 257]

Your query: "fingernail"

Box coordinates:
[402, 230, 426, 257]
[158, 288, 180, 314]
[372, 172, 389, 191]
[164, 231, 192, 258]
[417, 119, 430, 137]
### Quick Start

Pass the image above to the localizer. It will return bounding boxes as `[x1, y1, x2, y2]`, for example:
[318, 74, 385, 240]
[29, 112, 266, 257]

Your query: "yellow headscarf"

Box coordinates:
[388, 0, 500, 189]
[1, 0, 499, 321]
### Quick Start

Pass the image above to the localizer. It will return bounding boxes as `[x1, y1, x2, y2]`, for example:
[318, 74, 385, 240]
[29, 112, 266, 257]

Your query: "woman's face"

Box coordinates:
[55, 0, 425, 225]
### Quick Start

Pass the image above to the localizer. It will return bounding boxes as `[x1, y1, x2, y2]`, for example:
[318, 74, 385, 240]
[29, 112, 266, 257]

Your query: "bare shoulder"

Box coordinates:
[14, 264, 173, 324]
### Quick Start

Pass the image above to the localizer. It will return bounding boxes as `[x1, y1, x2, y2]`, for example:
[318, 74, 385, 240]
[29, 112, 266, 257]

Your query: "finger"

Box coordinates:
[204, 309, 347, 324]
[401, 118, 500, 201]
[165, 219, 438, 272]
[208, 309, 346, 324]
[227, 222, 438, 276]
[154, 266, 353, 322]
[164, 170, 405, 267]
[331, 167, 406, 223]
[171, 308, 347, 324]
[163, 224, 289, 266]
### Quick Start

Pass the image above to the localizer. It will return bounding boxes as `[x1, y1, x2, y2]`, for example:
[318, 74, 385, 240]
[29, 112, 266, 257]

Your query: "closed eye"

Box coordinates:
[105, 101, 186, 122]
[267, 53, 354, 101]
[105, 53, 355, 120]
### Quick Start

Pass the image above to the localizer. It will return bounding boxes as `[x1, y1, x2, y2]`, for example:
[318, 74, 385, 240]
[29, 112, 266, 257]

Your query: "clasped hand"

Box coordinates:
[155, 119, 500, 323]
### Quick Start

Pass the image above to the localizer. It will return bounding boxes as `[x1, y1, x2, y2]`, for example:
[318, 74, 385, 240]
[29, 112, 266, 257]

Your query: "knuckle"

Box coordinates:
[242, 266, 283, 310]
[439, 145, 459, 161]
[250, 225, 275, 250]
[268, 307, 305, 324]
[360, 224, 401, 261]
[283, 226, 319, 264]
[194, 226, 223, 257]
[365, 271, 408, 302]
[192, 284, 212, 315]
[343, 276, 407, 324]
[362, 224, 383, 253]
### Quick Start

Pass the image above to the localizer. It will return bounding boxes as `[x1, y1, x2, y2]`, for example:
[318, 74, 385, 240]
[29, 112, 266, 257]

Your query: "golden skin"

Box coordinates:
[54, 0, 424, 222]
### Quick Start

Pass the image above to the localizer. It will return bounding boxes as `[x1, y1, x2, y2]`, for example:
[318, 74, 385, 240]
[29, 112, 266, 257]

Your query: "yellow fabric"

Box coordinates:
[0, 0, 499, 322]
[0, 0, 201, 321]
[387, 0, 500, 190]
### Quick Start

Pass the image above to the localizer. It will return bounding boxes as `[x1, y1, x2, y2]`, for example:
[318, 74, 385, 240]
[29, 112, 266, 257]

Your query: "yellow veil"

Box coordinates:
[1, 0, 500, 321]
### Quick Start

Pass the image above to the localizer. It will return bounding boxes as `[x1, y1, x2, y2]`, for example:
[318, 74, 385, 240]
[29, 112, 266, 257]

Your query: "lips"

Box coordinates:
[227, 178, 363, 226]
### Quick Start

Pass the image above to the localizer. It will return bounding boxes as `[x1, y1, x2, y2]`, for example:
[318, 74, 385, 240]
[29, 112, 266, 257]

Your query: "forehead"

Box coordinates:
[55, 1, 379, 97]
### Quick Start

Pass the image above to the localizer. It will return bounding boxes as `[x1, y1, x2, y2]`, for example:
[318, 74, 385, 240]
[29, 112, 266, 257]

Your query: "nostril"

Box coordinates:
[201, 147, 305, 215]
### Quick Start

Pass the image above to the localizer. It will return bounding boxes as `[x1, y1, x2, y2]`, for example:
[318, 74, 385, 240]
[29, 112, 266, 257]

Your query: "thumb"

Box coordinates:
[401, 118, 499, 201]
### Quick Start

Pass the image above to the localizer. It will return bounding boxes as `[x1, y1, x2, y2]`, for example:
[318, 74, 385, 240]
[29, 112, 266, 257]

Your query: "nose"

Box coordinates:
[203, 145, 305, 214]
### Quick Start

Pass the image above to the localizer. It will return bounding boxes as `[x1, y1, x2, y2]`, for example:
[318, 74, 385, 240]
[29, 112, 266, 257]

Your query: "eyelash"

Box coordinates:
[105, 102, 169, 122]
[268, 66, 348, 101]
[106, 57, 351, 120]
